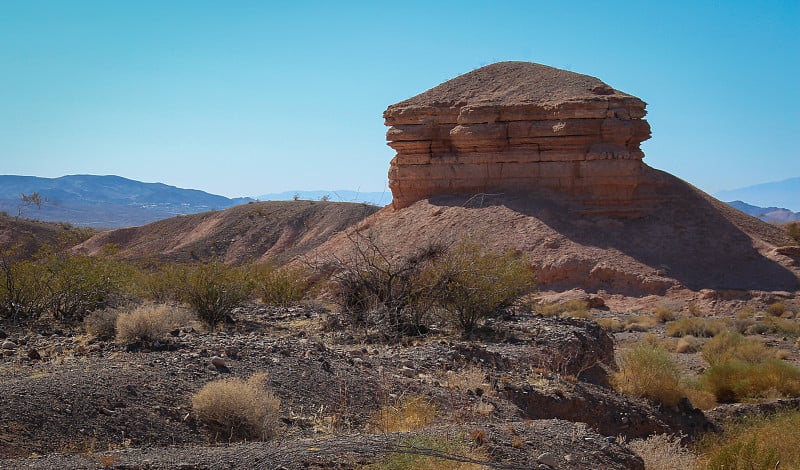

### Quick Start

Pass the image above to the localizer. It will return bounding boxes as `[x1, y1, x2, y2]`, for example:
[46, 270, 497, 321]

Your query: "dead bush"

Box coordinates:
[628, 433, 697, 470]
[115, 304, 194, 344]
[675, 335, 701, 354]
[666, 317, 726, 338]
[368, 395, 436, 434]
[83, 308, 120, 340]
[192, 372, 280, 441]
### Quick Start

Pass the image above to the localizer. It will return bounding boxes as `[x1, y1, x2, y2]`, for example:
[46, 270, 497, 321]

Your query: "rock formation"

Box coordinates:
[384, 61, 653, 213]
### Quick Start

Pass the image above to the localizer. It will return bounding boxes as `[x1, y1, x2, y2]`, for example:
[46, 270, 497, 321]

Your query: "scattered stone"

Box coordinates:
[0, 330, 6, 339]
[537, 451, 557, 467]
[27, 349, 41, 361]
[210, 356, 226, 368]
[2, 340, 17, 350]
[224, 346, 239, 359]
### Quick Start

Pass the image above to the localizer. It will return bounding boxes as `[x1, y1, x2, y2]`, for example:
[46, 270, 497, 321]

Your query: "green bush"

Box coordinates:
[613, 341, 686, 407]
[39, 254, 136, 323]
[181, 262, 253, 328]
[431, 243, 534, 333]
[0, 257, 48, 323]
[251, 263, 311, 308]
[138, 263, 186, 303]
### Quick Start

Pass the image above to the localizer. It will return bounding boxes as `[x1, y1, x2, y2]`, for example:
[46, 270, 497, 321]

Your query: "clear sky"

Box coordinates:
[1, 0, 797, 198]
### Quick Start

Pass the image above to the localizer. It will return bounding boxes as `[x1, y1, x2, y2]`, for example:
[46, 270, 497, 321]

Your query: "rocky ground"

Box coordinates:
[0, 288, 797, 469]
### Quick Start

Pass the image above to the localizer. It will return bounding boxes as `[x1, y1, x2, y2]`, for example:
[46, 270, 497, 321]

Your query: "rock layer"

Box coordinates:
[384, 62, 652, 212]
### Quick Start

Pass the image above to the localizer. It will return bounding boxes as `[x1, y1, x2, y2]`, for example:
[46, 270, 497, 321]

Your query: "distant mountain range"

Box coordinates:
[715, 177, 800, 213]
[726, 201, 800, 223]
[1, 174, 797, 229]
[0, 175, 252, 228]
[256, 189, 391, 206]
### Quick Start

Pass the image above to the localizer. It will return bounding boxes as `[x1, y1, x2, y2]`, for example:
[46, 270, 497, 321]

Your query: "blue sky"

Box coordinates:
[1, 1, 797, 198]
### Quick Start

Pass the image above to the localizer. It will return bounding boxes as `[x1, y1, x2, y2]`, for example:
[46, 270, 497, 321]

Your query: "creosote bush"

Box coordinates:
[251, 263, 311, 307]
[192, 372, 280, 441]
[701, 331, 771, 366]
[431, 242, 534, 333]
[181, 262, 253, 328]
[699, 358, 800, 403]
[613, 341, 686, 407]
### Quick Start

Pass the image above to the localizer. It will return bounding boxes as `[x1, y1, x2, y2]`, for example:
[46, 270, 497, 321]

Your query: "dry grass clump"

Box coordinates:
[84, 308, 121, 340]
[596, 317, 625, 333]
[628, 433, 697, 470]
[536, 299, 588, 318]
[701, 332, 771, 366]
[766, 301, 786, 317]
[665, 317, 726, 338]
[699, 358, 800, 403]
[115, 304, 194, 344]
[366, 434, 488, 470]
[613, 341, 686, 407]
[442, 366, 491, 395]
[368, 396, 436, 434]
[624, 315, 658, 332]
[695, 410, 800, 469]
[191, 372, 280, 440]
[654, 305, 677, 323]
[675, 335, 702, 354]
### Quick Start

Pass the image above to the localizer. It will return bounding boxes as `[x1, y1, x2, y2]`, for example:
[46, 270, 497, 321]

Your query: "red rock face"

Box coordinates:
[384, 62, 652, 212]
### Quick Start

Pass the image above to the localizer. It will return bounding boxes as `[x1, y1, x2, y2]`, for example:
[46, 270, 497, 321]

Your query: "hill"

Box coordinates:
[0, 175, 252, 228]
[73, 200, 379, 265]
[305, 169, 800, 295]
[715, 177, 800, 212]
[0, 214, 95, 259]
[726, 200, 800, 223]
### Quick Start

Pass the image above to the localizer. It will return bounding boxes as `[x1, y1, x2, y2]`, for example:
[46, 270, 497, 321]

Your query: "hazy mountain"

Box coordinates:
[726, 200, 800, 223]
[0, 175, 252, 228]
[715, 177, 800, 212]
[257, 189, 391, 206]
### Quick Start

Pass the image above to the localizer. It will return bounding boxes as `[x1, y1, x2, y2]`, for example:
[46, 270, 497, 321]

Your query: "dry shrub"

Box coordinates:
[369, 396, 436, 434]
[654, 305, 677, 323]
[761, 315, 800, 337]
[696, 410, 800, 469]
[596, 317, 625, 333]
[191, 372, 280, 440]
[442, 366, 490, 394]
[613, 341, 686, 407]
[84, 308, 121, 340]
[624, 315, 658, 332]
[536, 299, 587, 318]
[675, 335, 701, 354]
[684, 387, 717, 410]
[699, 359, 800, 403]
[666, 317, 725, 338]
[115, 304, 194, 344]
[701, 331, 771, 366]
[767, 301, 786, 317]
[628, 433, 697, 470]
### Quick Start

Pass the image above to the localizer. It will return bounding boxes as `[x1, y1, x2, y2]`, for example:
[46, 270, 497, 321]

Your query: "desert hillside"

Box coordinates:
[74, 200, 380, 265]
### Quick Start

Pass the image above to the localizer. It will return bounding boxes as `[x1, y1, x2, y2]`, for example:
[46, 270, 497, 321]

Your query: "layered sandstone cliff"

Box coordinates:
[384, 62, 653, 212]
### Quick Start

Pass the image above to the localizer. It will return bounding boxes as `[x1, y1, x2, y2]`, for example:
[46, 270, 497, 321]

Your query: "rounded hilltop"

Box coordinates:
[385, 61, 635, 110]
